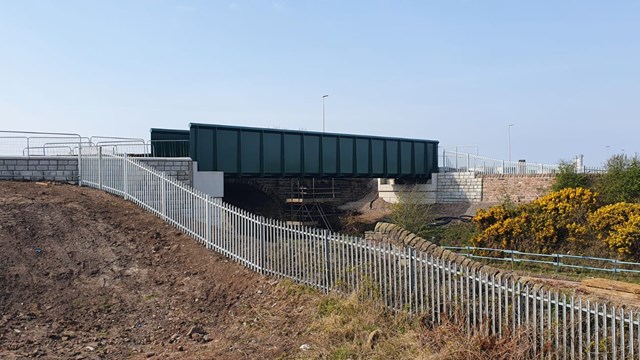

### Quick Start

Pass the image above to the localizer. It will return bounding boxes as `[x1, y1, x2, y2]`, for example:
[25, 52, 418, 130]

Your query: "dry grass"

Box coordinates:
[294, 289, 537, 360]
[423, 321, 535, 360]
[299, 292, 423, 359]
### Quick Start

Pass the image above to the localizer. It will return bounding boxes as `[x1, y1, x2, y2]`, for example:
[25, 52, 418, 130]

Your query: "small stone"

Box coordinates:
[169, 333, 180, 343]
[145, 352, 155, 358]
[190, 333, 203, 341]
[85, 346, 95, 352]
[299, 344, 311, 351]
[13, 329, 21, 334]
[187, 326, 206, 336]
[177, 345, 184, 351]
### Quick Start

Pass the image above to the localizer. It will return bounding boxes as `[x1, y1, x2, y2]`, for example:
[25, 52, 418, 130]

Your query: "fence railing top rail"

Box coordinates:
[440, 149, 606, 174]
[444, 245, 640, 273]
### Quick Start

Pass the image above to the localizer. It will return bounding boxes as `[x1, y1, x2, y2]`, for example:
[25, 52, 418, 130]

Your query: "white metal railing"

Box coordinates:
[441, 150, 606, 175]
[93, 140, 190, 158]
[79, 145, 639, 359]
[0, 130, 86, 156]
[0, 132, 189, 159]
[444, 246, 640, 274]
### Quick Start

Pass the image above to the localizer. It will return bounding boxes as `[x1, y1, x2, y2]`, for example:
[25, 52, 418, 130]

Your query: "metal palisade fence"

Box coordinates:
[79, 146, 639, 359]
[441, 150, 606, 175]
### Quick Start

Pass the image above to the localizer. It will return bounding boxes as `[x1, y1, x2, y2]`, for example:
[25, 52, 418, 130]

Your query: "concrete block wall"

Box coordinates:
[481, 174, 554, 203]
[0, 157, 78, 182]
[0, 157, 193, 185]
[378, 178, 437, 204]
[435, 172, 482, 203]
[137, 158, 192, 186]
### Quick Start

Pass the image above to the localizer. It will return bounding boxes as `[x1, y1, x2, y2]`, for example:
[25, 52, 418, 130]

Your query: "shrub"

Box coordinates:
[473, 205, 513, 232]
[552, 161, 590, 192]
[471, 188, 598, 253]
[597, 154, 640, 204]
[389, 186, 437, 239]
[603, 214, 640, 258]
[589, 202, 640, 259]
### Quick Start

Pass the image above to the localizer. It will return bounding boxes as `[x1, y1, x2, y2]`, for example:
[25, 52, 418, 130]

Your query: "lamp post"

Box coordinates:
[322, 95, 328, 132]
[508, 123, 514, 162]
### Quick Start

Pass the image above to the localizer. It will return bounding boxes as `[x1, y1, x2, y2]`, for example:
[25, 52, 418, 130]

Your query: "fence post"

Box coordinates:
[409, 247, 415, 313]
[161, 172, 167, 220]
[123, 154, 128, 200]
[323, 229, 331, 293]
[466, 152, 470, 171]
[205, 194, 211, 249]
[259, 217, 265, 274]
[443, 150, 447, 171]
[78, 137, 82, 187]
[98, 146, 103, 190]
[455, 149, 459, 171]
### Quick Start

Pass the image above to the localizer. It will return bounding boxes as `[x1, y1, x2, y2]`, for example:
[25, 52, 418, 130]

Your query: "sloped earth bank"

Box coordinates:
[0, 181, 319, 359]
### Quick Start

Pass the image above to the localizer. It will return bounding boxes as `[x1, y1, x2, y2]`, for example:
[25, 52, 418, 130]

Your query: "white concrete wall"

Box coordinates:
[378, 172, 483, 204]
[192, 161, 224, 198]
[377, 177, 437, 204]
[436, 172, 482, 203]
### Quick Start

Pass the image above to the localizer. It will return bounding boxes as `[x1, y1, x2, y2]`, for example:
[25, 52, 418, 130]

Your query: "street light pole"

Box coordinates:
[322, 95, 328, 132]
[508, 123, 514, 162]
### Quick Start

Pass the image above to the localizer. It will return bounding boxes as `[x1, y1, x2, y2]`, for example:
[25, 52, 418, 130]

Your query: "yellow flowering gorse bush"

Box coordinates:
[471, 188, 598, 254]
[471, 187, 640, 260]
[588, 203, 640, 256]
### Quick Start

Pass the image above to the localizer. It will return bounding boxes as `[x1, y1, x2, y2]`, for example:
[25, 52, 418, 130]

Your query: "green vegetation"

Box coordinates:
[596, 154, 640, 204]
[388, 186, 476, 247]
[465, 154, 640, 262]
[472, 187, 598, 254]
[551, 153, 640, 205]
[551, 161, 590, 191]
[382, 154, 640, 276]
[472, 186, 640, 262]
[300, 289, 534, 360]
[388, 186, 437, 239]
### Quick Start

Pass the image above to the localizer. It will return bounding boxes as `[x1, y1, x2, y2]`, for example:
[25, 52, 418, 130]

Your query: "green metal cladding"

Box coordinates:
[188, 123, 439, 178]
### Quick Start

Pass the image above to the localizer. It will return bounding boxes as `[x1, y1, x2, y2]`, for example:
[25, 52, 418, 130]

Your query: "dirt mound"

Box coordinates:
[0, 181, 318, 359]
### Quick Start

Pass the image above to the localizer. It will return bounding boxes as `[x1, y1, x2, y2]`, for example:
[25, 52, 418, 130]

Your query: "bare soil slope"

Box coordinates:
[0, 181, 317, 360]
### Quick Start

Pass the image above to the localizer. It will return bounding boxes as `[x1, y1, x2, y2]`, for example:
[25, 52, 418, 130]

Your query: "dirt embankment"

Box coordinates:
[0, 181, 319, 359]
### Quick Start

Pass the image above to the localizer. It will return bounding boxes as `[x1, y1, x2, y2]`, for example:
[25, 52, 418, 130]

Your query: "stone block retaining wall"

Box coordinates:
[435, 172, 482, 203]
[0, 157, 193, 185]
[0, 157, 78, 182]
[480, 174, 555, 203]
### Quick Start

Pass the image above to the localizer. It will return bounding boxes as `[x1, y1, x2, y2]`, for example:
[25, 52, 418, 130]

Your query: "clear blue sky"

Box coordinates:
[1, 1, 638, 166]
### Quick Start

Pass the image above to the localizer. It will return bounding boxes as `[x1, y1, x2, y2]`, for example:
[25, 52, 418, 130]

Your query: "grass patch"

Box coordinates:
[302, 292, 423, 359]
[297, 289, 536, 359]
[142, 293, 156, 301]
